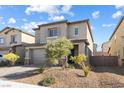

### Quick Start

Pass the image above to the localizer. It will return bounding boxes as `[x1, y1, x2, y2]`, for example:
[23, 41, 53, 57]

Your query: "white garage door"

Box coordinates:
[32, 48, 47, 65]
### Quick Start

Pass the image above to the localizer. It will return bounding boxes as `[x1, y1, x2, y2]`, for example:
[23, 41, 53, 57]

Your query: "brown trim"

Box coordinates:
[33, 20, 68, 30]
[0, 27, 35, 37]
[38, 20, 68, 27]
[33, 28, 39, 30]
[70, 39, 90, 45]
[109, 16, 124, 40]
[23, 43, 46, 47]
[67, 19, 89, 24]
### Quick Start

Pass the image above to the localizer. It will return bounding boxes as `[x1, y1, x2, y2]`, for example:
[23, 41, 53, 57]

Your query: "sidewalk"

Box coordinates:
[0, 79, 44, 88]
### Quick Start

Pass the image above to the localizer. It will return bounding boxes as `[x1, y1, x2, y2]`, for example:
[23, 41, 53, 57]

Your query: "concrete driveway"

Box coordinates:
[0, 65, 39, 80]
[0, 79, 42, 88]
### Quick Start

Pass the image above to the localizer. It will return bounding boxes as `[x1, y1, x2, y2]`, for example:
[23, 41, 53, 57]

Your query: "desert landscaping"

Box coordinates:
[0, 66, 124, 88]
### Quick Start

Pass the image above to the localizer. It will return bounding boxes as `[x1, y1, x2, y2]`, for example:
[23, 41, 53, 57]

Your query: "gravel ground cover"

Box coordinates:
[11, 67, 124, 88]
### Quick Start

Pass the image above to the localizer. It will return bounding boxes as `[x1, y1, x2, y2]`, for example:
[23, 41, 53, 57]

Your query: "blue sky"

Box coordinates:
[0, 5, 124, 50]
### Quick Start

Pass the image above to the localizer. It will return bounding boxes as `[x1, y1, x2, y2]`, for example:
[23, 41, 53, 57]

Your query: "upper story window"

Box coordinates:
[11, 35, 17, 43]
[48, 28, 58, 37]
[0, 37, 4, 44]
[74, 27, 79, 35]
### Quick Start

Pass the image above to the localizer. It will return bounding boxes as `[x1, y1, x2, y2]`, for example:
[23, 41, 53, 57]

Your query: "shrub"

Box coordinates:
[0, 61, 9, 67]
[39, 77, 55, 86]
[35, 66, 45, 74]
[46, 37, 73, 67]
[70, 54, 90, 77]
[48, 58, 59, 65]
[3, 53, 20, 66]
[66, 64, 75, 69]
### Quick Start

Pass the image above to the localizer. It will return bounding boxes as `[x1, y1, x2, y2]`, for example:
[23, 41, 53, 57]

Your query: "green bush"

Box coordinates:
[46, 37, 73, 66]
[39, 77, 55, 86]
[67, 64, 75, 69]
[48, 58, 59, 65]
[35, 66, 45, 74]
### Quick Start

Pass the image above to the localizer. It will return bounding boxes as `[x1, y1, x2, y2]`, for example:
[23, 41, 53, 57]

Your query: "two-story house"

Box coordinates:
[0, 27, 35, 63]
[104, 16, 124, 66]
[25, 20, 94, 65]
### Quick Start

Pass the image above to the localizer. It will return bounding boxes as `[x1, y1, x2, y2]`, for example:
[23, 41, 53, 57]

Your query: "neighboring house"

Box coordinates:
[0, 27, 35, 63]
[104, 16, 124, 66]
[102, 41, 111, 53]
[25, 19, 94, 65]
[93, 43, 97, 53]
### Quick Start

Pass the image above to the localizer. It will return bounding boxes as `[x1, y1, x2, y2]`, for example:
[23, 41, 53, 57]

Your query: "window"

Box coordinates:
[0, 38, 4, 44]
[11, 35, 17, 43]
[74, 28, 79, 35]
[48, 28, 58, 37]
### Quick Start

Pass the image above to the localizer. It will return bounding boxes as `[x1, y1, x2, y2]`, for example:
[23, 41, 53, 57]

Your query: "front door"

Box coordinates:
[68, 45, 79, 63]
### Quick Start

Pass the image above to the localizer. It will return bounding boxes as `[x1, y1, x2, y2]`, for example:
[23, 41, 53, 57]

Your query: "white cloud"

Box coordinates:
[8, 17, 16, 24]
[21, 21, 46, 33]
[61, 5, 74, 16]
[91, 25, 94, 30]
[102, 24, 115, 27]
[115, 5, 124, 9]
[92, 11, 100, 19]
[25, 5, 60, 16]
[49, 15, 65, 21]
[112, 11, 123, 19]
[25, 5, 74, 20]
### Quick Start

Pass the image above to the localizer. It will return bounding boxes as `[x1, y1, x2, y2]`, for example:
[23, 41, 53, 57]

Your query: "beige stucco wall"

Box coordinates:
[0, 29, 21, 47]
[35, 22, 93, 45]
[35, 23, 67, 43]
[68, 22, 87, 40]
[109, 19, 124, 66]
[16, 46, 25, 63]
[0, 29, 35, 48]
[0, 29, 8, 47]
[35, 29, 41, 43]
[21, 33, 35, 44]
[102, 41, 110, 53]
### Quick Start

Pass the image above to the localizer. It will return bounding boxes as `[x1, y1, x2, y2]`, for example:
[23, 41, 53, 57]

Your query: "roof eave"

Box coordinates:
[109, 16, 124, 40]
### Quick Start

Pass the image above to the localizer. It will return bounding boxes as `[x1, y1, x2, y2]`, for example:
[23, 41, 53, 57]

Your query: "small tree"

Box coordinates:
[3, 53, 20, 66]
[46, 37, 73, 66]
[70, 54, 90, 77]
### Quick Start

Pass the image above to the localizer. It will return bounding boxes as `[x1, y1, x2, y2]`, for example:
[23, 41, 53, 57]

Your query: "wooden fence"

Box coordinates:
[90, 56, 118, 66]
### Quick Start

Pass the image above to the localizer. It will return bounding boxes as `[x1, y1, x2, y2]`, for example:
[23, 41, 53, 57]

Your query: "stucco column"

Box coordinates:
[24, 48, 30, 65]
[78, 43, 85, 54]
[78, 42, 90, 65]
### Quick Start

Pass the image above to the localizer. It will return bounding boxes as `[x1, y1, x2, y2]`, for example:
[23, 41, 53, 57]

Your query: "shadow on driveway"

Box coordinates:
[3, 69, 39, 80]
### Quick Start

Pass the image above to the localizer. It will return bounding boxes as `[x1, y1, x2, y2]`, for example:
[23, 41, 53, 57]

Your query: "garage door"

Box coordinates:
[32, 48, 47, 65]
